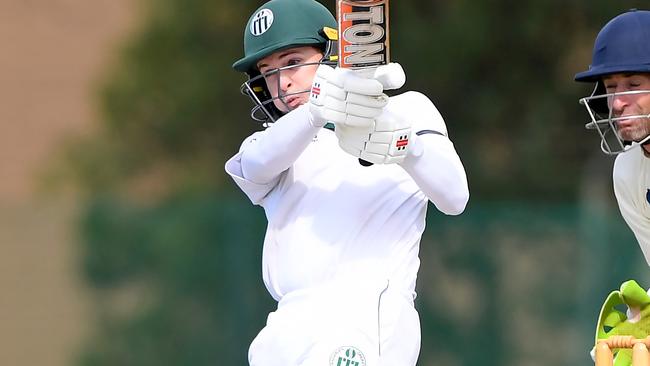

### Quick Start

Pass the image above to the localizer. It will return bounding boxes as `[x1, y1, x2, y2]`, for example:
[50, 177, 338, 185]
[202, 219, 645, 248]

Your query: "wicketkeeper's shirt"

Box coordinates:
[614, 145, 650, 264]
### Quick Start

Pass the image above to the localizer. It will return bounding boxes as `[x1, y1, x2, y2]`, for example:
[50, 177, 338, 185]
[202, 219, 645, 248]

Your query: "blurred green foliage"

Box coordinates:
[77, 195, 273, 365]
[64, 0, 650, 365]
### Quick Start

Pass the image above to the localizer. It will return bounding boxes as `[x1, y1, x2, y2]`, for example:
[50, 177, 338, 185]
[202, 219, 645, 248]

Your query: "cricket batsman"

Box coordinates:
[575, 9, 650, 365]
[225, 0, 469, 365]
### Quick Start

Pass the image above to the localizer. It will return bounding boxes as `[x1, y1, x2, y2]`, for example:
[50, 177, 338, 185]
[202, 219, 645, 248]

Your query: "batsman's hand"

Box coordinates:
[308, 65, 388, 128]
[331, 62, 409, 164]
[336, 106, 412, 165]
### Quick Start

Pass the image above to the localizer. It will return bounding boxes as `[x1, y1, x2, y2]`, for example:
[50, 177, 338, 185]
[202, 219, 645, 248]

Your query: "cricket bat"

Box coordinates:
[337, 0, 390, 166]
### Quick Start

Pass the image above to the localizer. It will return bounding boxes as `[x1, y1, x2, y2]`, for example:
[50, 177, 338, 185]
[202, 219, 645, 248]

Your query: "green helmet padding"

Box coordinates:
[233, 0, 337, 73]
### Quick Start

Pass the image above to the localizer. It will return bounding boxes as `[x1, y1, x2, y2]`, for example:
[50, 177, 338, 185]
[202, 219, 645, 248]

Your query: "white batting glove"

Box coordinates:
[333, 63, 409, 164]
[336, 106, 412, 164]
[347, 62, 406, 91]
[308, 65, 388, 128]
[371, 62, 407, 91]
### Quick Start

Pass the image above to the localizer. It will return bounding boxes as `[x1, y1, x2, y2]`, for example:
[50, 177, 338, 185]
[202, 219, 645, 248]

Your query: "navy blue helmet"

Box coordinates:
[576, 9, 650, 154]
[575, 10, 650, 82]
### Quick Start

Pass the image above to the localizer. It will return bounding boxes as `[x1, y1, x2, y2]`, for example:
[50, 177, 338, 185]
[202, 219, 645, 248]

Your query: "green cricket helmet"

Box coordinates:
[233, 0, 338, 125]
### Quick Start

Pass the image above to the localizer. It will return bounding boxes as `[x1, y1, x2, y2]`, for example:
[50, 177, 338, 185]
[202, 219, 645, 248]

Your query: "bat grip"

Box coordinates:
[353, 67, 377, 167]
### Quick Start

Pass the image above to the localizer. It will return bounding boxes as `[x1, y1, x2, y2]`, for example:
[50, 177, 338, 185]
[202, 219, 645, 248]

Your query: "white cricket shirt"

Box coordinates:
[226, 92, 467, 301]
[227, 126, 426, 301]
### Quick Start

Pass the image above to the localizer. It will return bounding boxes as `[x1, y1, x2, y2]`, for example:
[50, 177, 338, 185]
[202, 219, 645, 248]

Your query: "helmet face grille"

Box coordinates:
[579, 89, 650, 154]
[240, 58, 336, 127]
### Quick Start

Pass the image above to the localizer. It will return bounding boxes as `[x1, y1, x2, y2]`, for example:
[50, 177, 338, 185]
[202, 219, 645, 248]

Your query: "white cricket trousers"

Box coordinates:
[248, 278, 420, 366]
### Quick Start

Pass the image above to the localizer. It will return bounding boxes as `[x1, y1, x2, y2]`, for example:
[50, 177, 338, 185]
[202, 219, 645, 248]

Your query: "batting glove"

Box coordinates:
[308, 65, 388, 128]
[590, 280, 650, 366]
[371, 62, 407, 91]
[336, 106, 412, 165]
[332, 62, 409, 164]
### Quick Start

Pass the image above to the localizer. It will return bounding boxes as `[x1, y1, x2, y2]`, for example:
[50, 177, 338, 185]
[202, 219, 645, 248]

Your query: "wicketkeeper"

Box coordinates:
[576, 9, 650, 366]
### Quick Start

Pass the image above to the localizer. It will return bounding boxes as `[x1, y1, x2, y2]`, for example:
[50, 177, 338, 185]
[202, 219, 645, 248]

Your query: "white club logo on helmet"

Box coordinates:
[250, 9, 274, 36]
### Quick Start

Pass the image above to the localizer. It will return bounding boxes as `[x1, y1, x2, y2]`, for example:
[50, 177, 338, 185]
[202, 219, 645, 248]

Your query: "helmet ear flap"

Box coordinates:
[319, 26, 339, 66]
[243, 71, 284, 124]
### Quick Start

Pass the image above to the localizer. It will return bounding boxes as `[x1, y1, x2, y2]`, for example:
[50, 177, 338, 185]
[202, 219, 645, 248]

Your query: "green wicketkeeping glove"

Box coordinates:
[592, 280, 650, 366]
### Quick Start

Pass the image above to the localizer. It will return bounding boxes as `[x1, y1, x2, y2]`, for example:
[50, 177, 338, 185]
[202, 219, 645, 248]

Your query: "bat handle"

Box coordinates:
[359, 158, 373, 167]
[353, 67, 377, 167]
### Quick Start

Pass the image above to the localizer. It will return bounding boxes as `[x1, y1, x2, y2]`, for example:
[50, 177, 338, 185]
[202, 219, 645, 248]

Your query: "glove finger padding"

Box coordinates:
[326, 111, 375, 128]
[371, 109, 412, 164]
[333, 93, 387, 128]
[335, 125, 372, 140]
[346, 101, 385, 119]
[335, 68, 385, 96]
[310, 65, 337, 107]
[310, 66, 347, 107]
[335, 108, 412, 165]
[319, 96, 346, 113]
[319, 92, 386, 115]
[346, 92, 389, 109]
[364, 129, 412, 163]
[335, 125, 370, 157]
[311, 65, 388, 129]
[309, 65, 339, 127]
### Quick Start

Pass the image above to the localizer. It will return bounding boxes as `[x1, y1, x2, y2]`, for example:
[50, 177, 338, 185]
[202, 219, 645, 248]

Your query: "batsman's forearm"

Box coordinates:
[241, 105, 320, 184]
[400, 135, 469, 215]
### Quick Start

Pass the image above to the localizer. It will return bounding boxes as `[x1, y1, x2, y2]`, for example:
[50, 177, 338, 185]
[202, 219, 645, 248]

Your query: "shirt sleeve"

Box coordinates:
[224, 104, 321, 205]
[225, 132, 279, 205]
[396, 91, 469, 215]
[613, 153, 650, 265]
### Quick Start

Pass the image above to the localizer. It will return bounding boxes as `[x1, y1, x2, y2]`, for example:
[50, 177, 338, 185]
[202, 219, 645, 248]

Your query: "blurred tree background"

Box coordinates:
[58, 0, 650, 365]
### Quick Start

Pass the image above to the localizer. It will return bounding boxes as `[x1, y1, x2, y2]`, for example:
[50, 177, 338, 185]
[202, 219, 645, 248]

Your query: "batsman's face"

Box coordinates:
[604, 73, 650, 143]
[257, 46, 322, 112]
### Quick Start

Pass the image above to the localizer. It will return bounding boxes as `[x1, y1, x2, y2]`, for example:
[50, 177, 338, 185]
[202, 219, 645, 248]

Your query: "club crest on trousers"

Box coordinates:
[330, 346, 366, 366]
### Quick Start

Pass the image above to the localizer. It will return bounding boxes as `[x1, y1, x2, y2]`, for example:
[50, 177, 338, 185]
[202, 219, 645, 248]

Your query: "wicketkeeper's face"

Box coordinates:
[256, 46, 323, 112]
[603, 73, 650, 143]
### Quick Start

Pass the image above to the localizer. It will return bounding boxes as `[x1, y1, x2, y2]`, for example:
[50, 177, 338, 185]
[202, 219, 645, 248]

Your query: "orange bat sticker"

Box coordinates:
[337, 0, 390, 70]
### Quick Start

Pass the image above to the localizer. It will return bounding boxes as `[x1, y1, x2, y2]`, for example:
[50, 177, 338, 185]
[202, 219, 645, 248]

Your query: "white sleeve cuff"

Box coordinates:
[225, 151, 279, 205]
